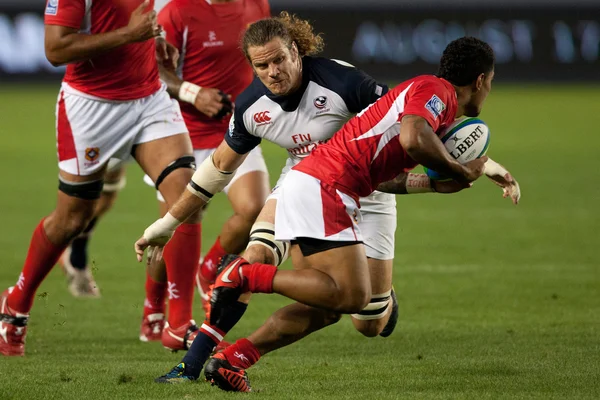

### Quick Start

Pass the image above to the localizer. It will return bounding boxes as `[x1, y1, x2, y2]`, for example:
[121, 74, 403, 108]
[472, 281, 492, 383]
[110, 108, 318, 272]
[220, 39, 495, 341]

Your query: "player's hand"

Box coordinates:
[125, 0, 162, 43]
[460, 156, 488, 182]
[194, 88, 233, 119]
[155, 37, 179, 70]
[484, 159, 521, 205]
[134, 218, 177, 263]
[432, 179, 472, 193]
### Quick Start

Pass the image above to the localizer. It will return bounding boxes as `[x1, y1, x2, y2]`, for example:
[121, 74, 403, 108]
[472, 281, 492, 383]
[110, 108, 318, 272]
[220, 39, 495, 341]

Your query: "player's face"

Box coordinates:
[248, 38, 302, 96]
[464, 69, 494, 117]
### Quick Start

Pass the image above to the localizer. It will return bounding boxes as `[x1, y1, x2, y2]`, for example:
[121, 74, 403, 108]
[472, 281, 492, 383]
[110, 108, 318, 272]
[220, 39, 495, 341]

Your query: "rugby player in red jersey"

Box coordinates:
[198, 37, 520, 391]
[0, 0, 200, 356]
[137, 0, 272, 349]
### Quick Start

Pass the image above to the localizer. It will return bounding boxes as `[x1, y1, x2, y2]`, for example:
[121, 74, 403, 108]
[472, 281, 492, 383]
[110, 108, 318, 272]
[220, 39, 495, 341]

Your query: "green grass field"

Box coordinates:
[0, 84, 599, 399]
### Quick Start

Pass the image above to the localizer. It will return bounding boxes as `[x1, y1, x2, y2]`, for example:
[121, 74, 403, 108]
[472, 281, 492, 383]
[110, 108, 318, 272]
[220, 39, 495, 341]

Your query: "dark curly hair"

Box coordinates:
[437, 37, 495, 86]
[242, 12, 324, 60]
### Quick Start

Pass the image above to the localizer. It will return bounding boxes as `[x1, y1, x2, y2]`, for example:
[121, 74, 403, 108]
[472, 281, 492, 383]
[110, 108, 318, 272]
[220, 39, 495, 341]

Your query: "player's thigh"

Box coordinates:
[225, 146, 270, 220]
[275, 170, 370, 295]
[132, 86, 194, 206]
[294, 242, 371, 307]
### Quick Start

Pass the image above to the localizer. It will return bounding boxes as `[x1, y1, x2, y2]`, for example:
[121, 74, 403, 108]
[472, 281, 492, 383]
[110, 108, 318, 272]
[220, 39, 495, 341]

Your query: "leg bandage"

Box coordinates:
[351, 290, 391, 321]
[246, 222, 289, 267]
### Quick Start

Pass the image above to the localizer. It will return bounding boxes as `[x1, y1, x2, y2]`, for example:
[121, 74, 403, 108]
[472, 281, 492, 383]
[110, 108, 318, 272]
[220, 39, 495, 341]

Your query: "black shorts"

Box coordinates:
[291, 237, 363, 257]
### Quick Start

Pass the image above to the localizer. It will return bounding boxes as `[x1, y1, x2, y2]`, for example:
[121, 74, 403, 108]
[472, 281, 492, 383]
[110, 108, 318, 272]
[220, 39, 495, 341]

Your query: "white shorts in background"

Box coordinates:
[56, 83, 187, 176]
[275, 170, 363, 243]
[143, 145, 268, 202]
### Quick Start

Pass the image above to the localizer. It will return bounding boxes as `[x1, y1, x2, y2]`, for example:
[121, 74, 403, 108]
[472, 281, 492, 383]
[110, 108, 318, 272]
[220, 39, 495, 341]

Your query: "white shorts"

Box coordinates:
[56, 83, 187, 176]
[271, 164, 396, 260]
[143, 145, 268, 202]
[275, 170, 363, 243]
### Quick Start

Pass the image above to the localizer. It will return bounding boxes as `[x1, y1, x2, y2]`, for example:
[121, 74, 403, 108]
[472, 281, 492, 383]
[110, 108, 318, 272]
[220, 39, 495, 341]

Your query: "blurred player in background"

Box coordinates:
[0, 0, 201, 357]
[57, 159, 126, 298]
[136, 14, 484, 383]
[137, 0, 272, 351]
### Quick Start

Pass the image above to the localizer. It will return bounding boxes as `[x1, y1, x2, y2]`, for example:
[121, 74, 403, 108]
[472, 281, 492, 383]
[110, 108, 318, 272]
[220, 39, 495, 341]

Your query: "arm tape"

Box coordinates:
[179, 81, 201, 104]
[186, 153, 235, 202]
[483, 159, 509, 177]
[406, 173, 434, 194]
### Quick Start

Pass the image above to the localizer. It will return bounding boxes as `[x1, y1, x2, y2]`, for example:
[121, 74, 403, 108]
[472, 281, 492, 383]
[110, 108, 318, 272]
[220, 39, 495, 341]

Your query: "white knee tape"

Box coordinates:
[351, 290, 391, 321]
[246, 221, 289, 267]
[102, 177, 127, 193]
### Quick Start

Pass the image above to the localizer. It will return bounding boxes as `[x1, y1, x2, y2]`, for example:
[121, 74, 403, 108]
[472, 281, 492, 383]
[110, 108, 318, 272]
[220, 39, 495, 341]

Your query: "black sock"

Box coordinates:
[69, 217, 97, 270]
[182, 301, 248, 378]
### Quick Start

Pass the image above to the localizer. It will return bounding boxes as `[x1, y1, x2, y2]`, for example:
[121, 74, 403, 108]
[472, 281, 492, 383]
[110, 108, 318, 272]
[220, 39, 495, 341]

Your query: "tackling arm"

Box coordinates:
[134, 141, 248, 261]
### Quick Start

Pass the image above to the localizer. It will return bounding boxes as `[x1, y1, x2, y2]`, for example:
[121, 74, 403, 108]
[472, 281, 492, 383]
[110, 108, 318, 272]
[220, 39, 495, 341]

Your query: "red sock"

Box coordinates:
[163, 223, 201, 328]
[222, 338, 261, 370]
[241, 263, 277, 294]
[200, 236, 227, 282]
[143, 273, 167, 317]
[8, 218, 66, 313]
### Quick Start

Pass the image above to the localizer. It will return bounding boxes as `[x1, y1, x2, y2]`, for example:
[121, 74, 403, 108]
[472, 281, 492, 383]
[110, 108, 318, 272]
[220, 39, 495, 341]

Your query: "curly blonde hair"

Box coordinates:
[242, 12, 324, 59]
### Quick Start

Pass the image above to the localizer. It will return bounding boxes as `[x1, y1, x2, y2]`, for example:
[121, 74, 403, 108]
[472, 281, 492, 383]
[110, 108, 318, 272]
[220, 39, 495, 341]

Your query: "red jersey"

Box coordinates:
[44, 0, 160, 100]
[294, 75, 458, 201]
[158, 0, 270, 149]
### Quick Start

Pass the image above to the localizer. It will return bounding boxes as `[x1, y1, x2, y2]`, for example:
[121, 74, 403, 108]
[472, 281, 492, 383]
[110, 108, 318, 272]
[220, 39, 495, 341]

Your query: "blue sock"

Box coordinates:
[70, 217, 97, 270]
[182, 301, 248, 378]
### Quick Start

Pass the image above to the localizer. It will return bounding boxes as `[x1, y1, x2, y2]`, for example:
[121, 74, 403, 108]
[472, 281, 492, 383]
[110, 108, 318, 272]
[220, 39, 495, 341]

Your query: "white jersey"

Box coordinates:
[225, 56, 397, 260]
[225, 57, 386, 177]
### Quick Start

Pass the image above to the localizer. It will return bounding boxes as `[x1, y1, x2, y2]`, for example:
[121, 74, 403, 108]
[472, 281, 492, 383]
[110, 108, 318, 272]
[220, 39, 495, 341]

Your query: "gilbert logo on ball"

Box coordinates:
[424, 117, 490, 180]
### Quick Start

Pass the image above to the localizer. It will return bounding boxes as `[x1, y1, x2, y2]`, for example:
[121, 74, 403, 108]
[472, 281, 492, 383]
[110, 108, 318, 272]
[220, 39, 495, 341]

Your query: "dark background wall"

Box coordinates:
[1, 0, 599, 82]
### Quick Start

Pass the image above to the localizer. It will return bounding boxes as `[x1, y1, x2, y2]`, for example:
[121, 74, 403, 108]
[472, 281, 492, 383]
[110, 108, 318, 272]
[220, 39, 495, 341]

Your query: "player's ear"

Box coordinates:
[290, 41, 299, 60]
[474, 73, 485, 92]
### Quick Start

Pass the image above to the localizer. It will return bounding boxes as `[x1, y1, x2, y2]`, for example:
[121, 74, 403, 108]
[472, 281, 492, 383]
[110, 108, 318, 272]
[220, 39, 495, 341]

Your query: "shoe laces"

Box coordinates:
[165, 363, 186, 378]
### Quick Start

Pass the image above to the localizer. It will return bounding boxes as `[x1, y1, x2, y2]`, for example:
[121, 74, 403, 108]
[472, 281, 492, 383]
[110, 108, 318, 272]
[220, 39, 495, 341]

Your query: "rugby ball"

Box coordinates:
[424, 117, 490, 180]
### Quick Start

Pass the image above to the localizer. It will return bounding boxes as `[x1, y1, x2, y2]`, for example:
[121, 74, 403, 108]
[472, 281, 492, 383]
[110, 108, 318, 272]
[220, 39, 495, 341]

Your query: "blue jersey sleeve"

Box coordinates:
[343, 66, 388, 113]
[224, 110, 261, 155]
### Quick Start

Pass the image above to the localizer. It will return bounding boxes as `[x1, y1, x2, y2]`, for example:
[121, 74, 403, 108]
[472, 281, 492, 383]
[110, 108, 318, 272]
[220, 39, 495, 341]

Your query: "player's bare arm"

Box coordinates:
[134, 141, 248, 261]
[399, 115, 487, 183]
[376, 172, 470, 194]
[155, 37, 179, 70]
[158, 65, 232, 119]
[45, 0, 160, 66]
[484, 158, 521, 204]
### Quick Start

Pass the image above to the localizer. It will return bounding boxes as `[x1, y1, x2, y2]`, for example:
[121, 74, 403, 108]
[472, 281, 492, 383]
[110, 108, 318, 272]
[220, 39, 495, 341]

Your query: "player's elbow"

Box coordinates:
[45, 45, 66, 67]
[399, 130, 421, 155]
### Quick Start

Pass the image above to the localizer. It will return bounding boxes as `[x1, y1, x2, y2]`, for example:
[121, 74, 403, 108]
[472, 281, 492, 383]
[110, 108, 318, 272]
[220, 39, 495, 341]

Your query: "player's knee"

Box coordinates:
[244, 244, 274, 265]
[350, 291, 393, 336]
[94, 191, 118, 217]
[336, 287, 371, 314]
[57, 178, 102, 236]
[154, 155, 196, 201]
[234, 198, 264, 223]
[245, 222, 289, 266]
[353, 319, 386, 338]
